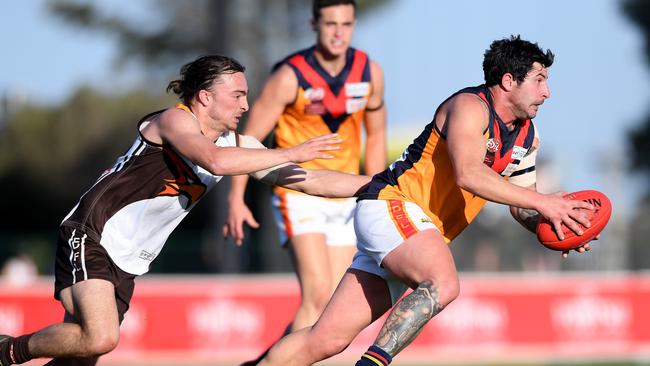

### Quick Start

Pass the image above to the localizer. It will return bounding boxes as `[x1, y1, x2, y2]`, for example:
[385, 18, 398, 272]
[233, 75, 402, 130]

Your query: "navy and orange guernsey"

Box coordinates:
[273, 46, 372, 195]
[359, 85, 537, 243]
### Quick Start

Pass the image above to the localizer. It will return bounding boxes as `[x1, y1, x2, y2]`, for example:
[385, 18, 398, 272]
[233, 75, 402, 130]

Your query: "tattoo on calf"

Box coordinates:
[375, 280, 444, 356]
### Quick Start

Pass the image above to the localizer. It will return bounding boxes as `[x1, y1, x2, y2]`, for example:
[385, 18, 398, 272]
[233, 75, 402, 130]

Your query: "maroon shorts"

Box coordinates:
[54, 225, 136, 323]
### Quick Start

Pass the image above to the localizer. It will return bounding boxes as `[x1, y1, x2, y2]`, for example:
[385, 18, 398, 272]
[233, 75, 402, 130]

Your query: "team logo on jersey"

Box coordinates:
[139, 250, 157, 261]
[304, 87, 325, 102]
[486, 138, 500, 153]
[159, 148, 207, 208]
[345, 82, 370, 97]
[305, 102, 326, 115]
[346, 97, 367, 114]
[511, 146, 528, 160]
[68, 229, 87, 272]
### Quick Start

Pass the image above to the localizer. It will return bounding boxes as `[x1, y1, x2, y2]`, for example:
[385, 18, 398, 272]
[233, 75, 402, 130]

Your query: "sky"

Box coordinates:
[1, 0, 649, 217]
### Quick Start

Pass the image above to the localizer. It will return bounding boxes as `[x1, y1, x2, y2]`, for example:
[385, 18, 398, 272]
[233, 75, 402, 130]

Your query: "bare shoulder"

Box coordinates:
[159, 107, 186, 124]
[369, 60, 384, 79]
[269, 64, 299, 92]
[438, 92, 490, 135]
[272, 63, 298, 80]
[139, 110, 163, 144]
[367, 60, 385, 103]
[151, 107, 203, 146]
[158, 107, 199, 131]
[449, 92, 487, 111]
[249, 64, 297, 108]
[446, 92, 490, 121]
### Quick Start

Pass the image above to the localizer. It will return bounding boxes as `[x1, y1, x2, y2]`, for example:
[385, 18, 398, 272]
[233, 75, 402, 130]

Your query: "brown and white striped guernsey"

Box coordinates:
[60, 105, 238, 275]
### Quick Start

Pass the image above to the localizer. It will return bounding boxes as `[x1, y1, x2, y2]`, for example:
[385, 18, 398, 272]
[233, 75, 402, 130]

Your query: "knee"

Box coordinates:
[420, 275, 460, 310]
[85, 332, 119, 356]
[438, 276, 460, 308]
[308, 334, 350, 361]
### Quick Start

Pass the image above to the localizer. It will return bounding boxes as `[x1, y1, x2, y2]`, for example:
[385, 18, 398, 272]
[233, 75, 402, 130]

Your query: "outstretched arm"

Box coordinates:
[258, 165, 371, 198]
[156, 107, 335, 176]
[224, 134, 366, 244]
[241, 135, 370, 197]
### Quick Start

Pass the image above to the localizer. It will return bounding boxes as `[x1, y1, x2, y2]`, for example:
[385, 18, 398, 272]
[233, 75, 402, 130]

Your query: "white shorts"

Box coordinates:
[272, 192, 357, 247]
[350, 199, 439, 304]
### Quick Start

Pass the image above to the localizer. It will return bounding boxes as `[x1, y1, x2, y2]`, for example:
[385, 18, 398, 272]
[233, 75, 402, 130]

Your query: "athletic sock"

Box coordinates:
[0, 336, 13, 366]
[8, 334, 33, 365]
[355, 345, 392, 366]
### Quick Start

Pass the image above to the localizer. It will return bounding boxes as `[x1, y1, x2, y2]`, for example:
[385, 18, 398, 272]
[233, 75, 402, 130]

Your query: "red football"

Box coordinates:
[536, 190, 612, 251]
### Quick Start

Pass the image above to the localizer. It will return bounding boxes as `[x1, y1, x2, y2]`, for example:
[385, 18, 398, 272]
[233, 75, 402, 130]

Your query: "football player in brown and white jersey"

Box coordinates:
[0, 55, 370, 366]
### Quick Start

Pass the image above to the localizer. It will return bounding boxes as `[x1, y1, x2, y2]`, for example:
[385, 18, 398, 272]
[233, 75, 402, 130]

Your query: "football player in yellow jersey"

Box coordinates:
[256, 36, 596, 366]
[225, 0, 386, 362]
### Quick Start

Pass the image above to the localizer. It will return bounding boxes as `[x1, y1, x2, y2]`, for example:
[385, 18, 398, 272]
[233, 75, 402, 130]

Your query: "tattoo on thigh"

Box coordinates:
[374, 280, 444, 356]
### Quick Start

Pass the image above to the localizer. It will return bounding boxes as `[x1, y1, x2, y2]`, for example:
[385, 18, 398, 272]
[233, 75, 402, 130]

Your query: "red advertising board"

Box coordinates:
[1, 274, 649, 365]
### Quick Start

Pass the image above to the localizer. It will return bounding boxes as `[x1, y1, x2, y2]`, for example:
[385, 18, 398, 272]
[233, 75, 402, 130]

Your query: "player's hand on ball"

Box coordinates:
[536, 190, 611, 254]
[561, 233, 600, 258]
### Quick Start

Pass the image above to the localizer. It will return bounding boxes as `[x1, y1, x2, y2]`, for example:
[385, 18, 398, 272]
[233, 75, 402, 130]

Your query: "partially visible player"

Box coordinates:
[256, 35, 596, 366]
[0, 55, 370, 366]
[225, 0, 386, 361]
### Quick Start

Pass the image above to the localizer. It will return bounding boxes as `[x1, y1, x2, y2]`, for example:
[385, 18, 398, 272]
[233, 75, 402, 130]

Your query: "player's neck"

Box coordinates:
[194, 109, 226, 141]
[314, 47, 346, 77]
[488, 85, 518, 129]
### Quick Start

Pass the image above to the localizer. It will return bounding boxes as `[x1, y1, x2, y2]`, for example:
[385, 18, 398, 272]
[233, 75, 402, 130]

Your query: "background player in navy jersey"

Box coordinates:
[256, 36, 596, 366]
[0, 55, 371, 366]
[225, 1, 386, 362]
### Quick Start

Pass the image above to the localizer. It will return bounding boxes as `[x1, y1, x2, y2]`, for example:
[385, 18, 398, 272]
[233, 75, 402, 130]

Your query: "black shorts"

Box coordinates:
[54, 225, 136, 323]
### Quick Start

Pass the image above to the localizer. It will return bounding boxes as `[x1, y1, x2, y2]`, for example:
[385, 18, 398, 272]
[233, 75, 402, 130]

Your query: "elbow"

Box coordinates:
[455, 171, 482, 195]
[453, 163, 484, 192]
[196, 153, 228, 176]
[207, 159, 239, 176]
[207, 162, 228, 176]
[454, 171, 473, 191]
